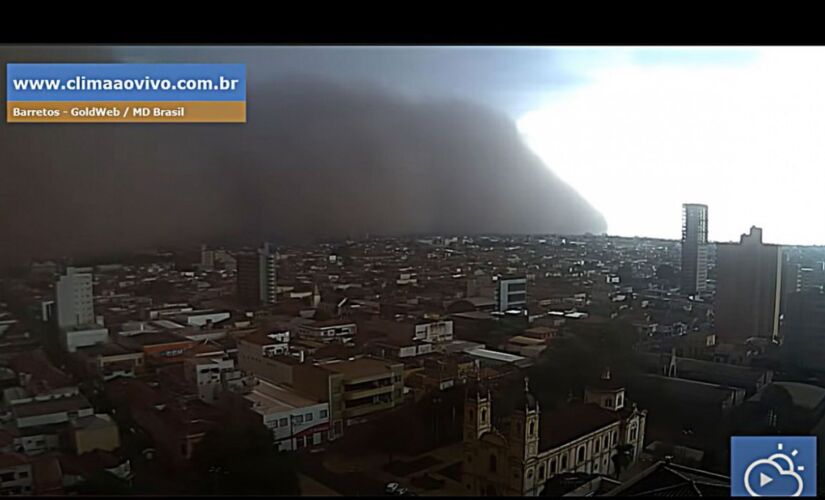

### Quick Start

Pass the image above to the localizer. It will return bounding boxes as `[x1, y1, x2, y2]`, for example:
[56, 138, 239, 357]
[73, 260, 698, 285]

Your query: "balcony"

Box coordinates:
[343, 399, 395, 419]
[343, 384, 394, 401]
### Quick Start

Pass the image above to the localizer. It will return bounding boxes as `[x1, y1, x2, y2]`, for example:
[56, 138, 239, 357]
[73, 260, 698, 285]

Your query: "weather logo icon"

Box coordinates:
[731, 436, 816, 497]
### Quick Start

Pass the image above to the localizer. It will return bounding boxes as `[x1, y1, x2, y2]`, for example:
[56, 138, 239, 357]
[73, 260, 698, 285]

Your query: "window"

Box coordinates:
[279, 417, 288, 427]
[306, 413, 313, 422]
[577, 446, 585, 463]
[603, 435, 609, 448]
[560, 455, 568, 470]
[0, 472, 14, 482]
[612, 431, 618, 445]
[294, 415, 304, 424]
[272, 420, 278, 428]
[489, 454, 497, 473]
[604, 398, 613, 408]
[320, 409, 328, 418]
[594, 438, 600, 453]
[538, 465, 545, 478]
[527, 469, 533, 479]
[18, 471, 28, 478]
[616, 394, 623, 407]
[629, 426, 637, 441]
[549, 459, 556, 474]
[481, 408, 487, 423]
[529, 421, 535, 436]
[594, 462, 599, 472]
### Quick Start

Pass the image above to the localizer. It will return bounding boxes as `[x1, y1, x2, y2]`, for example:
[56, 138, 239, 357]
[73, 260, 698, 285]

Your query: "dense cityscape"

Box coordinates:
[0, 203, 824, 496]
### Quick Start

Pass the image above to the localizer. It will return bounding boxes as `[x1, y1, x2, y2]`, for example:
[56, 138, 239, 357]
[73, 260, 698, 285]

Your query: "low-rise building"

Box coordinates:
[116, 331, 194, 367]
[12, 394, 94, 430]
[73, 343, 145, 381]
[71, 414, 120, 455]
[244, 379, 330, 451]
[0, 452, 32, 495]
[292, 356, 405, 439]
[184, 355, 255, 404]
[61, 324, 109, 353]
[370, 338, 433, 359]
[297, 319, 357, 343]
[365, 318, 454, 344]
[237, 332, 304, 386]
[503, 336, 548, 358]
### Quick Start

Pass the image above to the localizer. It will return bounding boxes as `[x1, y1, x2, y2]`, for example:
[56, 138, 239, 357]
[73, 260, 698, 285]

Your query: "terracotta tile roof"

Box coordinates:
[539, 402, 621, 451]
[31, 454, 63, 494]
[605, 460, 730, 497]
[0, 428, 19, 447]
[12, 394, 92, 419]
[58, 450, 124, 476]
[0, 452, 29, 468]
[9, 349, 74, 391]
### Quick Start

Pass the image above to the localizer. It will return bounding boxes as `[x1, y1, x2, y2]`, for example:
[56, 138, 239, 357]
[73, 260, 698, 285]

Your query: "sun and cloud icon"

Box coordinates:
[743, 443, 805, 497]
[732, 437, 816, 497]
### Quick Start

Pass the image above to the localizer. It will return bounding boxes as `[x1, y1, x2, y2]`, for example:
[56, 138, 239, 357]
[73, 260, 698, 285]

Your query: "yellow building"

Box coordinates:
[462, 371, 646, 496]
[292, 356, 405, 439]
[72, 414, 121, 455]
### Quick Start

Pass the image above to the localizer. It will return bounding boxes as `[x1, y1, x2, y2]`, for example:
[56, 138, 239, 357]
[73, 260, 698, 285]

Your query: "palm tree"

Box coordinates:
[611, 444, 634, 479]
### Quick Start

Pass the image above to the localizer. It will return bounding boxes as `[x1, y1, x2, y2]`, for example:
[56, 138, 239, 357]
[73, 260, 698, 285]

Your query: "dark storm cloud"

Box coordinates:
[0, 46, 605, 265]
[116, 46, 587, 116]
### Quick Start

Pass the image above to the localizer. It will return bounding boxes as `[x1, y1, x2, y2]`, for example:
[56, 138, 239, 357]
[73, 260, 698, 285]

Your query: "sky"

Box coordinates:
[123, 45, 823, 245]
[518, 47, 824, 246]
[2, 46, 823, 264]
[1, 46, 606, 265]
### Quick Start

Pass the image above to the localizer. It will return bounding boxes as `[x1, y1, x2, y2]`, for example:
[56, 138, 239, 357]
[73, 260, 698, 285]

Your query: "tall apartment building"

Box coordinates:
[680, 203, 709, 295]
[495, 276, 527, 312]
[200, 244, 215, 271]
[237, 243, 277, 306]
[782, 290, 825, 373]
[715, 227, 783, 344]
[55, 267, 95, 329]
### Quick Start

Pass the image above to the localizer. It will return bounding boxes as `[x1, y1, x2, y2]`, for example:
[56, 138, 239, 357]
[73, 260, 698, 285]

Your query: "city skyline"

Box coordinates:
[5, 46, 825, 268]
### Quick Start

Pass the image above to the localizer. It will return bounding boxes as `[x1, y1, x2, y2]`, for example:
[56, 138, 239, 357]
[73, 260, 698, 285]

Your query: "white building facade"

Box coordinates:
[55, 267, 95, 329]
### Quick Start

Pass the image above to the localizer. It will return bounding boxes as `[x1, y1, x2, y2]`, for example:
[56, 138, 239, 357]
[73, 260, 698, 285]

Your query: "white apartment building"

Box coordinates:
[55, 267, 95, 329]
[244, 379, 330, 451]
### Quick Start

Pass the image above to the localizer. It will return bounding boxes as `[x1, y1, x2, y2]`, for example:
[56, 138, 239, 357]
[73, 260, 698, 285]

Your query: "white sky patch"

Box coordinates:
[519, 47, 825, 245]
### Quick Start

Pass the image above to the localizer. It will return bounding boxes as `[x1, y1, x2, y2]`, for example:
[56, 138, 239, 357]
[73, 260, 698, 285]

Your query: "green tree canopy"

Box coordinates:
[190, 402, 301, 496]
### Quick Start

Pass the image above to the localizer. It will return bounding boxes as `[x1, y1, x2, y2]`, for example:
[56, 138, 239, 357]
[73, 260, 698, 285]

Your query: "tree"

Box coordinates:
[74, 470, 133, 495]
[760, 384, 796, 433]
[372, 412, 406, 464]
[611, 444, 634, 479]
[190, 404, 301, 496]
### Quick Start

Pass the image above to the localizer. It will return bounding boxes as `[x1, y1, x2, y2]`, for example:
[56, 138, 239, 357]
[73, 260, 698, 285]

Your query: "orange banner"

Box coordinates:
[7, 101, 246, 123]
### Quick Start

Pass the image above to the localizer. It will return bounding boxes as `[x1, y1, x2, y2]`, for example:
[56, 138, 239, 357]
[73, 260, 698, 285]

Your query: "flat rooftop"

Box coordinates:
[13, 394, 91, 419]
[63, 323, 107, 332]
[466, 347, 526, 363]
[306, 319, 357, 328]
[244, 379, 321, 414]
[75, 342, 141, 357]
[315, 357, 397, 379]
[119, 331, 189, 346]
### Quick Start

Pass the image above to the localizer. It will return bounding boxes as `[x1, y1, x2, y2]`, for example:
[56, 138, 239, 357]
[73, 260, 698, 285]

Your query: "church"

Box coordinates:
[461, 369, 647, 496]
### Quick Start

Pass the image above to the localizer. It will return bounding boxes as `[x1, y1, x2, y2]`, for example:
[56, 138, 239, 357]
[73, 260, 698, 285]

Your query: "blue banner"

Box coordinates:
[7, 63, 246, 102]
